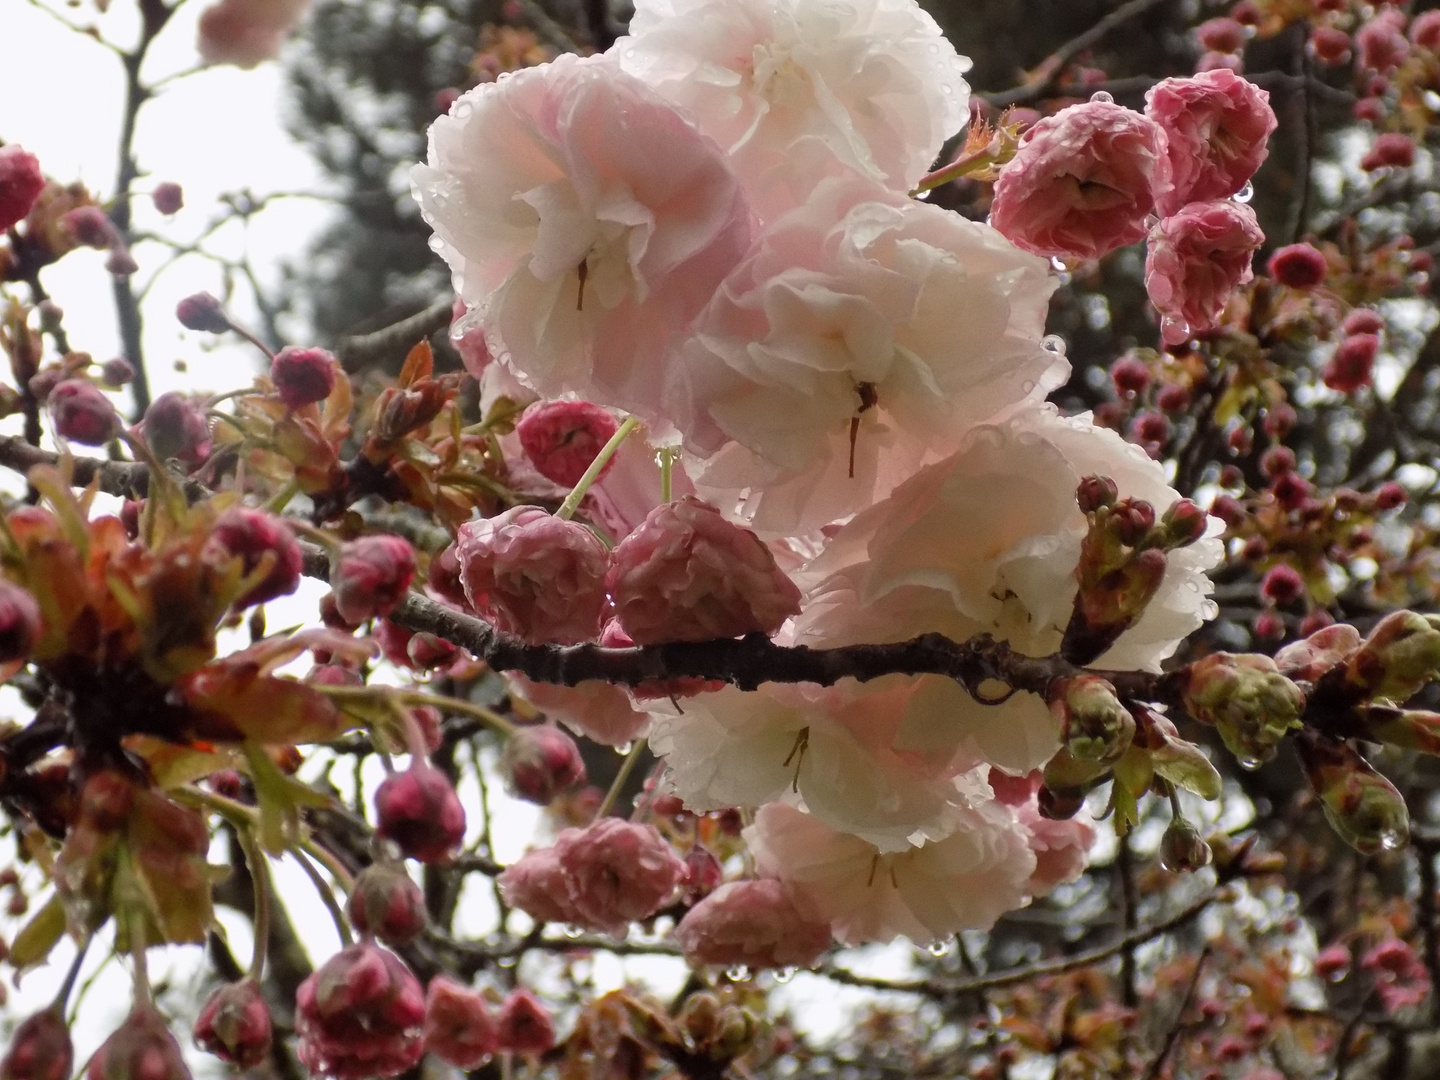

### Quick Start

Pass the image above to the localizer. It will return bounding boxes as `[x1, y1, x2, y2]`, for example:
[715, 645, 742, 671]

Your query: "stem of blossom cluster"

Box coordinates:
[51, 935, 91, 1013]
[556, 416, 639, 520]
[292, 848, 353, 945]
[910, 140, 1000, 196]
[236, 826, 272, 980]
[596, 737, 647, 818]
[658, 447, 675, 503]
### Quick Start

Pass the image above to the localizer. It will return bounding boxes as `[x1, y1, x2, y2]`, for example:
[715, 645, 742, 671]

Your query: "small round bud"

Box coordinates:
[1343, 308, 1385, 336]
[1159, 817, 1213, 872]
[61, 206, 117, 250]
[175, 292, 231, 333]
[494, 990, 555, 1055]
[1262, 402, 1297, 439]
[374, 765, 465, 864]
[1324, 334, 1380, 393]
[1315, 944, 1352, 981]
[424, 977, 496, 1069]
[1076, 475, 1119, 513]
[209, 507, 302, 608]
[1309, 25, 1351, 64]
[333, 535, 417, 625]
[1261, 564, 1305, 605]
[194, 979, 272, 1069]
[347, 863, 427, 946]
[1259, 445, 1296, 479]
[1271, 471, 1312, 510]
[1267, 243, 1328, 289]
[0, 146, 45, 233]
[1252, 610, 1286, 641]
[100, 358, 134, 386]
[49, 380, 116, 445]
[151, 182, 183, 215]
[516, 400, 620, 487]
[1, 1008, 72, 1080]
[1131, 411, 1170, 445]
[1110, 356, 1151, 396]
[140, 391, 212, 467]
[1375, 481, 1408, 510]
[104, 248, 138, 277]
[501, 724, 586, 805]
[1156, 383, 1191, 413]
[1193, 16, 1245, 53]
[86, 1007, 189, 1080]
[1210, 494, 1246, 528]
[1162, 499, 1208, 546]
[271, 346, 338, 410]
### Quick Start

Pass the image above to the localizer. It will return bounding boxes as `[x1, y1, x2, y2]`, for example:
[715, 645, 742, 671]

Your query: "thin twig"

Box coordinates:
[1141, 947, 1210, 1080]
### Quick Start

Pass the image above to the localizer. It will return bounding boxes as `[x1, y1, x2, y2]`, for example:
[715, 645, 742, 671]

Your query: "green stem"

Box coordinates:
[264, 479, 300, 515]
[658, 447, 674, 504]
[127, 906, 151, 1004]
[293, 848, 353, 945]
[596, 737, 647, 818]
[236, 827, 272, 980]
[909, 140, 1000, 196]
[556, 416, 639, 521]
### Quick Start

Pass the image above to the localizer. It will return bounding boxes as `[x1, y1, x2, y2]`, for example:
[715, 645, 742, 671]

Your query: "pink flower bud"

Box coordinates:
[175, 293, 231, 333]
[1271, 471, 1312, 510]
[139, 391, 212, 467]
[1109, 355, 1151, 396]
[86, 1007, 190, 1080]
[333, 535, 417, 624]
[606, 496, 801, 645]
[1357, 12, 1410, 72]
[348, 863, 427, 946]
[1263, 402, 1297, 439]
[456, 507, 608, 645]
[1, 1008, 72, 1080]
[193, 979, 272, 1069]
[1315, 943, 1352, 981]
[498, 847, 587, 925]
[1210, 494, 1245, 528]
[990, 100, 1165, 261]
[102, 358, 135, 386]
[1146, 70, 1276, 215]
[61, 206, 119, 250]
[271, 346, 338, 410]
[1413, 10, 1440, 51]
[1145, 201, 1264, 344]
[209, 507, 302, 607]
[502, 724, 586, 805]
[1298, 609, 1336, 638]
[516, 400, 620, 487]
[1310, 26, 1352, 64]
[374, 765, 465, 864]
[1196, 51, 1242, 73]
[556, 818, 685, 934]
[1362, 132, 1416, 171]
[0, 146, 45, 233]
[1076, 475, 1120, 513]
[1354, 96, 1386, 125]
[1375, 481, 1407, 510]
[449, 300, 492, 379]
[494, 990, 555, 1055]
[1344, 308, 1385, 336]
[373, 619, 460, 671]
[49, 380, 116, 446]
[675, 879, 832, 970]
[0, 581, 42, 663]
[1131, 412, 1170, 447]
[1194, 17, 1245, 54]
[1324, 333, 1380, 392]
[104, 249, 139, 277]
[1156, 383, 1191, 413]
[295, 943, 426, 1080]
[151, 183, 184, 215]
[424, 977, 496, 1069]
[1261, 564, 1305, 605]
[681, 844, 724, 901]
[1267, 243, 1328, 289]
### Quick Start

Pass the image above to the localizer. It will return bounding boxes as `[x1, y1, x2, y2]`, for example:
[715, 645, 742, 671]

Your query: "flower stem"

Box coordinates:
[596, 737, 647, 818]
[264, 479, 300, 514]
[658, 446, 675, 503]
[50, 935, 91, 1013]
[556, 416, 639, 521]
[293, 847, 353, 945]
[236, 826, 272, 980]
[909, 139, 1001, 196]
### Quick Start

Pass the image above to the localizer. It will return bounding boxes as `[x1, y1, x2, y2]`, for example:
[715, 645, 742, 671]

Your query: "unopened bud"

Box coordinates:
[100, 358, 134, 386]
[1160, 499, 1208, 547]
[139, 391, 212, 467]
[104, 248, 138, 277]
[709, 1006, 759, 1063]
[1110, 498, 1156, 546]
[679, 993, 722, 1045]
[423, 976, 496, 1070]
[1275, 623, 1362, 682]
[1183, 653, 1305, 769]
[1159, 817, 1213, 873]
[62, 206, 117, 250]
[271, 346, 338, 411]
[193, 979, 272, 1069]
[1147, 721, 1223, 799]
[0, 581, 42, 663]
[1049, 675, 1134, 761]
[50, 380, 116, 446]
[1297, 731, 1409, 854]
[1, 1008, 72, 1080]
[1063, 547, 1168, 665]
[494, 989, 555, 1055]
[333, 535, 417, 625]
[1076, 475, 1118, 513]
[86, 1006, 190, 1080]
[1346, 610, 1440, 702]
[175, 293, 231, 334]
[347, 862, 427, 946]
[374, 765, 465, 864]
[501, 724, 586, 805]
[1365, 706, 1440, 756]
[151, 183, 183, 216]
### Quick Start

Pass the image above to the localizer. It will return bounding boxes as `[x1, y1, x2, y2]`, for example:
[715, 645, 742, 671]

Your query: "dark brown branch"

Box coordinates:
[334, 299, 453, 374]
[0, 434, 207, 502]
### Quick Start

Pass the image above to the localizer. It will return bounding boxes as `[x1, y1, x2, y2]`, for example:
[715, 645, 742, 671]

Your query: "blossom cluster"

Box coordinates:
[406, 0, 1238, 957]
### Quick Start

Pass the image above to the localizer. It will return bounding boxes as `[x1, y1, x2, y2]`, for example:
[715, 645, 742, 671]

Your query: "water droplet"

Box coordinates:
[1380, 828, 1406, 851]
[928, 940, 951, 957]
[915, 188, 932, 200]
[1049, 256, 1068, 273]
[1090, 90, 1114, 104]
[1041, 334, 1066, 355]
[726, 965, 751, 981]
[1237, 754, 1264, 771]
[774, 967, 796, 983]
[942, 83, 954, 94]
[616, 741, 634, 755]
[454, 101, 473, 119]
[1160, 315, 1190, 343]
[928, 43, 939, 53]
[1021, 380, 1036, 394]
[563, 925, 584, 939]
[1233, 180, 1255, 204]
[428, 236, 445, 252]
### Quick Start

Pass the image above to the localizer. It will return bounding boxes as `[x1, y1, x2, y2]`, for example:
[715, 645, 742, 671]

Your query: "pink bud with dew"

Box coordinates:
[516, 400, 620, 488]
[990, 100, 1165, 261]
[271, 346, 338, 410]
[193, 979, 273, 1069]
[1267, 243, 1328, 289]
[348, 863, 428, 947]
[674, 879, 832, 970]
[1261, 564, 1305, 605]
[151, 183, 183, 215]
[494, 990, 555, 1055]
[102, 358, 135, 386]
[1413, 10, 1440, 51]
[61, 206, 119, 250]
[502, 724, 587, 805]
[332, 535, 417, 624]
[1145, 69, 1276, 215]
[86, 1007, 191, 1080]
[1110, 355, 1151, 396]
[175, 293, 231, 333]
[49, 380, 116, 446]
[1343, 308, 1385, 336]
[606, 496, 801, 645]
[0, 581, 42, 664]
[1323, 334, 1380, 393]
[455, 506, 608, 645]
[555, 818, 686, 935]
[1375, 481, 1408, 510]
[682, 844, 724, 901]
[1, 1008, 72, 1080]
[424, 977, 496, 1070]
[295, 943, 426, 1080]
[1315, 943, 1352, 981]
[1194, 17, 1245, 54]
[139, 391, 213, 468]
[374, 764, 465, 864]
[105, 249, 139, 277]
[0, 146, 45, 233]
[210, 507, 302, 607]
[1144, 201, 1264, 344]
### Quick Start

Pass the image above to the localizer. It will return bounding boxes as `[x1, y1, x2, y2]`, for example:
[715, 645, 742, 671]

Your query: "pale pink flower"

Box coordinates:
[791, 406, 1221, 773]
[1145, 200, 1264, 344]
[424, 977, 496, 1070]
[614, 0, 970, 215]
[413, 53, 752, 428]
[333, 535, 416, 625]
[450, 299, 493, 379]
[745, 800, 1036, 946]
[456, 506, 609, 645]
[1145, 70, 1277, 215]
[674, 879, 833, 969]
[556, 818, 687, 934]
[607, 496, 801, 643]
[508, 672, 651, 748]
[990, 101, 1165, 261]
[197, 0, 312, 68]
[497, 847, 588, 925]
[516, 400, 620, 488]
[1015, 800, 1096, 895]
[681, 174, 1060, 537]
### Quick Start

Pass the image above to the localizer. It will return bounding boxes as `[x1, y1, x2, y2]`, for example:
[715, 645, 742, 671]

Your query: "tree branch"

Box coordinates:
[334, 298, 453, 374]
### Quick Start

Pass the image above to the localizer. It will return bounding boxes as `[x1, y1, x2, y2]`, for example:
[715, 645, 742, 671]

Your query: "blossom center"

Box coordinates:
[751, 42, 813, 108]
